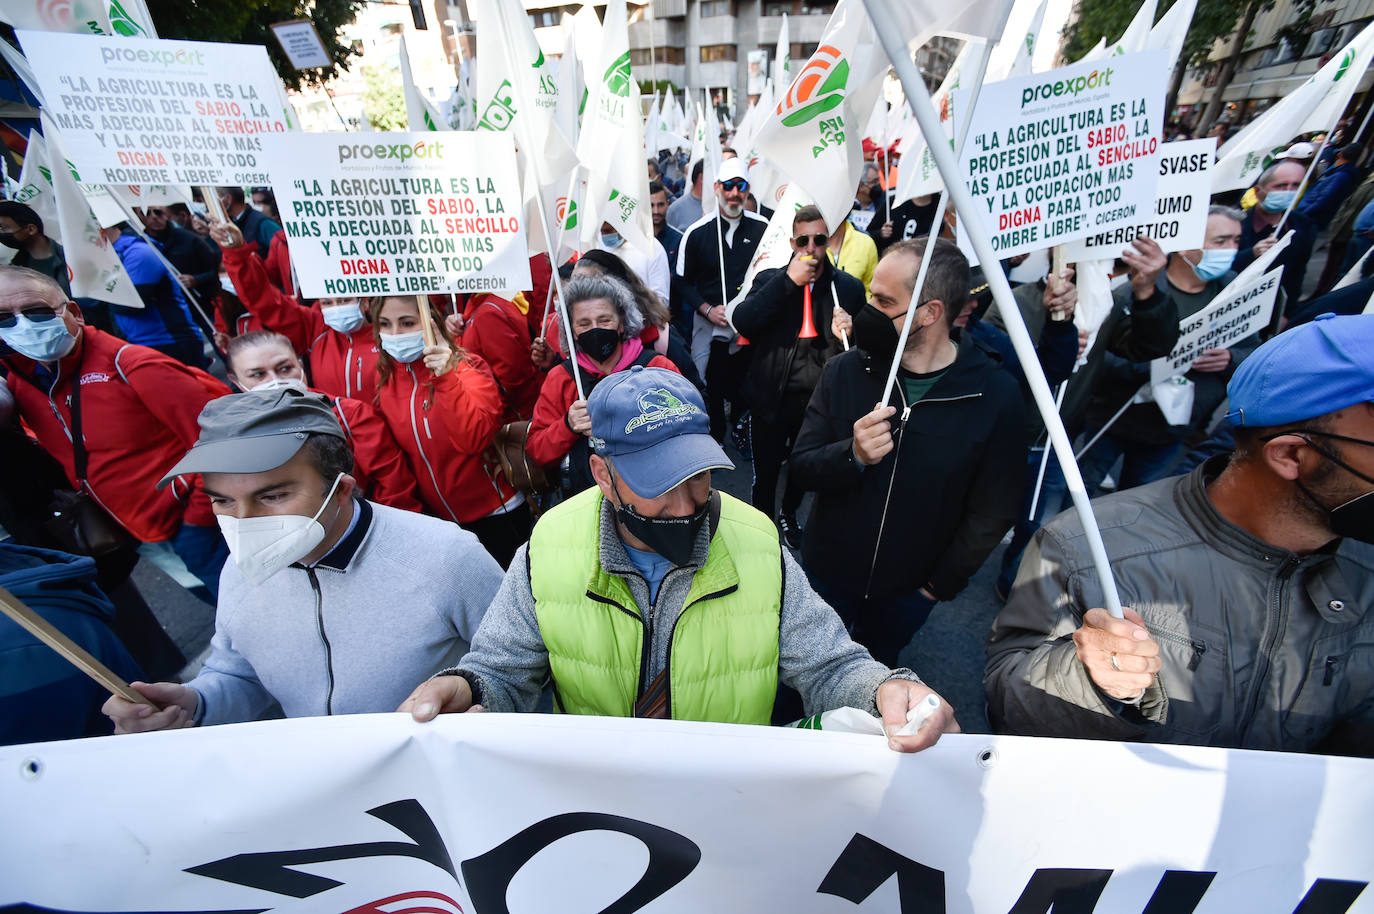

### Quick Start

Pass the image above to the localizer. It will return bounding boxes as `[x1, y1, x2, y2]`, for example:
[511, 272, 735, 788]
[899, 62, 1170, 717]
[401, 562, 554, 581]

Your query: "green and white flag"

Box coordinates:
[400, 36, 444, 131]
[575, 0, 654, 256]
[774, 12, 790, 88]
[1214, 19, 1374, 192]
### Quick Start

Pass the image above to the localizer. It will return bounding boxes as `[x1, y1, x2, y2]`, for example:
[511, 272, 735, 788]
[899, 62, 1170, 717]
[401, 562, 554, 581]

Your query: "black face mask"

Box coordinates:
[577, 327, 621, 363]
[1296, 451, 1374, 545]
[611, 475, 710, 566]
[851, 303, 903, 363]
[0, 232, 23, 250]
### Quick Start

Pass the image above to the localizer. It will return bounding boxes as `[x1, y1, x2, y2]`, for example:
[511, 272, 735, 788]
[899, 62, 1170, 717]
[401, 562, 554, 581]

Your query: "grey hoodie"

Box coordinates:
[450, 493, 918, 717]
[190, 499, 503, 725]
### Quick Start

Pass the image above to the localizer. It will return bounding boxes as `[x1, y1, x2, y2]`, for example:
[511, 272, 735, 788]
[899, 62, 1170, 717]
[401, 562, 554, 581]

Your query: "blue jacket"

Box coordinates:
[0, 543, 143, 745]
[111, 233, 203, 349]
[1298, 161, 1363, 228]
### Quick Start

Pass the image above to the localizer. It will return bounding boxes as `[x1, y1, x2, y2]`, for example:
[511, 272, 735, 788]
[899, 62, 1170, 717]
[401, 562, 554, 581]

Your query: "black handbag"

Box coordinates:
[41, 373, 135, 557]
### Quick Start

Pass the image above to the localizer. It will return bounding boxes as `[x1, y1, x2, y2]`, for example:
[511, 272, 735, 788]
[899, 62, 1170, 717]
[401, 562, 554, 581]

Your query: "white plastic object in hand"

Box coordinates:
[895, 695, 942, 737]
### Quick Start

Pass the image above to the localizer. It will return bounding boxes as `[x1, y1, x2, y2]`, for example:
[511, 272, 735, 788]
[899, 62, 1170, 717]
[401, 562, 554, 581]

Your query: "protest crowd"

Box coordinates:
[3, 0, 1374, 780]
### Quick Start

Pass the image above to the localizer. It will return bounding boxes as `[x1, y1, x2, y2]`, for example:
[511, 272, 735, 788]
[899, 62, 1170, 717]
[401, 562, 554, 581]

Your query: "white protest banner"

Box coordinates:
[1150, 237, 1291, 384]
[1062, 137, 1215, 260]
[955, 49, 1167, 260]
[262, 131, 530, 299]
[16, 31, 288, 186]
[3, 714, 1372, 912]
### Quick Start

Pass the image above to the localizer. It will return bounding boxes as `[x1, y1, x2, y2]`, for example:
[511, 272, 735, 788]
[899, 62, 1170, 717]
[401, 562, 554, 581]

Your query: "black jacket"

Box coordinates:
[870, 196, 939, 255]
[675, 211, 769, 314]
[1234, 208, 1313, 314]
[732, 257, 865, 422]
[791, 340, 1027, 602]
[149, 224, 222, 305]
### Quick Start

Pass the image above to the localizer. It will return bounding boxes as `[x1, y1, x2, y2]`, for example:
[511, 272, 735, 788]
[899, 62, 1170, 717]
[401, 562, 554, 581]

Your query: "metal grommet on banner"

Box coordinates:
[976, 746, 998, 769]
[19, 757, 42, 781]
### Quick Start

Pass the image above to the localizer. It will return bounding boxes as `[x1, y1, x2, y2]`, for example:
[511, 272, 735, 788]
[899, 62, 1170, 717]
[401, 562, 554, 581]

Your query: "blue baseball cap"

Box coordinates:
[588, 365, 733, 497]
[1226, 313, 1374, 427]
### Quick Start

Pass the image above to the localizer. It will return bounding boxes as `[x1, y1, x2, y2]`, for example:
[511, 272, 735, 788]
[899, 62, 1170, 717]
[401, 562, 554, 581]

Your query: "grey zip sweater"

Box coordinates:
[190, 499, 503, 725]
[448, 493, 919, 717]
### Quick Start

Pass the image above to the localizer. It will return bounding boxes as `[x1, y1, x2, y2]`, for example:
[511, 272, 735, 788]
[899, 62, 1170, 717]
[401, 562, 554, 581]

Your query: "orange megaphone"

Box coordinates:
[799, 282, 818, 339]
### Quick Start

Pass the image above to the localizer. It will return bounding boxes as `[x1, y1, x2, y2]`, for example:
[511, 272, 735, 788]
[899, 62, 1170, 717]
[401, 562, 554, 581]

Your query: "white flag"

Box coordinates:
[574, 0, 654, 255]
[893, 39, 983, 204]
[1148, 0, 1198, 76]
[1005, 0, 1048, 78]
[39, 114, 142, 308]
[400, 36, 444, 131]
[0, 0, 109, 34]
[774, 12, 791, 87]
[1078, 0, 1158, 62]
[13, 131, 57, 235]
[1214, 20, 1374, 192]
[753, 0, 888, 229]
[727, 183, 815, 318]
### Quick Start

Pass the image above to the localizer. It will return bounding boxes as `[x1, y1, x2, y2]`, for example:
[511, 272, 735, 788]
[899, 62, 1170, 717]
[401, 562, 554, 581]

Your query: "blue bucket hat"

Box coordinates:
[587, 365, 734, 498]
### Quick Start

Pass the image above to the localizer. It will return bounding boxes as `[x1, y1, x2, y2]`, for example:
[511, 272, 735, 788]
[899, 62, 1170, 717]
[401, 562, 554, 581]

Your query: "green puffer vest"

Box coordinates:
[530, 487, 782, 723]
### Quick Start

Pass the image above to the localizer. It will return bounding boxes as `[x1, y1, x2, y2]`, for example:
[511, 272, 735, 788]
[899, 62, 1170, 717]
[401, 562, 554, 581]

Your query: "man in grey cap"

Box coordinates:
[403, 365, 958, 752]
[102, 388, 504, 731]
[986, 314, 1374, 754]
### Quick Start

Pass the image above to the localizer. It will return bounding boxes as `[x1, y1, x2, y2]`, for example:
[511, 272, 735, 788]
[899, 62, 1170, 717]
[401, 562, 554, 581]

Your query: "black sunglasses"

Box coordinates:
[794, 233, 829, 248]
[0, 305, 63, 329]
[720, 178, 749, 192]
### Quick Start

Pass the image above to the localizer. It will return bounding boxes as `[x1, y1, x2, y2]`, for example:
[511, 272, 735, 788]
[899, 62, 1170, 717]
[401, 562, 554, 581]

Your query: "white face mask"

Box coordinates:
[321, 303, 366, 334]
[249, 376, 308, 394]
[216, 474, 344, 585]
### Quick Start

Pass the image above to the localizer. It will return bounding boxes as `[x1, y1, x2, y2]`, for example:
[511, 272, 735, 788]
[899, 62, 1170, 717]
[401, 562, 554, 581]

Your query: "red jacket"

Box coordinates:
[326, 394, 423, 513]
[265, 230, 293, 294]
[374, 354, 513, 523]
[460, 293, 543, 420]
[525, 253, 554, 339]
[3, 328, 230, 541]
[526, 352, 678, 466]
[222, 244, 379, 401]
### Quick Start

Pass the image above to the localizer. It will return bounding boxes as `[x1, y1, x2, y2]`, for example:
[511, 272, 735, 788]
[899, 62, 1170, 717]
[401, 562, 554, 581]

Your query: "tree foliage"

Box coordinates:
[1063, 0, 1276, 68]
[146, 0, 364, 90]
[361, 64, 406, 131]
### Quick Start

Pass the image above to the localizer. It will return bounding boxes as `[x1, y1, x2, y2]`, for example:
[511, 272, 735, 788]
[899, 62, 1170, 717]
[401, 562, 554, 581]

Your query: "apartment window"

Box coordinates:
[657, 46, 686, 65]
[530, 10, 559, 28]
[700, 44, 737, 62]
[700, 1, 732, 17]
[800, 2, 835, 13]
[630, 48, 653, 67]
[792, 42, 819, 60]
[764, 3, 794, 14]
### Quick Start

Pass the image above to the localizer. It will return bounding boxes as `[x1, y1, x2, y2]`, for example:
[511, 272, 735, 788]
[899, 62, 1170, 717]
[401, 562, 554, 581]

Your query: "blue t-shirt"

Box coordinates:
[622, 542, 674, 603]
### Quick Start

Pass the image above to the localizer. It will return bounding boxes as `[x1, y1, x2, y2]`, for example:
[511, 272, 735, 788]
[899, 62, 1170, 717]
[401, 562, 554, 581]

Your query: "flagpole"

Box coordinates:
[540, 165, 584, 336]
[864, 0, 1126, 618]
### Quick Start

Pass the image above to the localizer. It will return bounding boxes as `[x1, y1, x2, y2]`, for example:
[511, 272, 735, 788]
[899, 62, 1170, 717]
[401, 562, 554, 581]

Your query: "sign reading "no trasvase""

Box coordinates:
[955, 50, 1168, 260]
[262, 131, 531, 298]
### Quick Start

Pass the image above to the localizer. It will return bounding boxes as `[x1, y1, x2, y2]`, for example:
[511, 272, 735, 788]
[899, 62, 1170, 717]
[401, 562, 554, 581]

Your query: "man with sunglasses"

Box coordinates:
[987, 314, 1374, 754]
[676, 158, 768, 441]
[732, 205, 865, 547]
[138, 205, 222, 311]
[0, 265, 231, 597]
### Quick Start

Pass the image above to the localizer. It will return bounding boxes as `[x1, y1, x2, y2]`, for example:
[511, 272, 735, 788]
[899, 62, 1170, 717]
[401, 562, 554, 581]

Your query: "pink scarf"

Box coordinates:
[576, 336, 644, 377]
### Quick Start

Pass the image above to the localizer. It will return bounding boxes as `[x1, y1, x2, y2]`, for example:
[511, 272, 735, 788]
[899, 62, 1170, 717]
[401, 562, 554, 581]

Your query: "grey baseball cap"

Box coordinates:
[157, 388, 345, 488]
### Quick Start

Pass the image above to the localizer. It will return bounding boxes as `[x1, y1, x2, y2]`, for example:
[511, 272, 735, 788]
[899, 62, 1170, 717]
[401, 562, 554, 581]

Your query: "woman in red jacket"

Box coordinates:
[526, 276, 679, 495]
[210, 221, 380, 402]
[221, 331, 424, 513]
[371, 294, 529, 567]
[442, 292, 543, 420]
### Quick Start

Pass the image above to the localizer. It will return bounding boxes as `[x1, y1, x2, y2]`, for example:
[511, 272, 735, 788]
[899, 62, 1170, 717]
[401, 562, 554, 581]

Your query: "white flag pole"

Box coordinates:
[864, 0, 1126, 618]
[877, 38, 995, 409]
[539, 165, 585, 336]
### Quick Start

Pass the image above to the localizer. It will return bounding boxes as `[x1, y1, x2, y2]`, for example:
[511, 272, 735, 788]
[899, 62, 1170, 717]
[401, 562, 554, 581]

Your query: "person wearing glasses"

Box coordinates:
[138, 204, 222, 311]
[0, 265, 231, 597]
[987, 314, 1374, 755]
[675, 158, 769, 443]
[730, 205, 864, 549]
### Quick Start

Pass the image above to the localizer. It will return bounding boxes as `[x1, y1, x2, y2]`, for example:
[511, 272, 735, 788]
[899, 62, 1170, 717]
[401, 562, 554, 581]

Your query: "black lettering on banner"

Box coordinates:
[816, 832, 945, 910]
[460, 812, 701, 914]
[1140, 870, 1216, 913]
[184, 799, 456, 898]
[1005, 868, 1112, 912]
[1292, 879, 1369, 913]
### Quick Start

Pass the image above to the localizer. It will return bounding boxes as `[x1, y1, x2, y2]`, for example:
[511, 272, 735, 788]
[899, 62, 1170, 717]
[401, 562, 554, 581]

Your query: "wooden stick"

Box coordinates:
[1048, 246, 1072, 322]
[419, 298, 438, 349]
[200, 186, 228, 225]
[0, 585, 159, 708]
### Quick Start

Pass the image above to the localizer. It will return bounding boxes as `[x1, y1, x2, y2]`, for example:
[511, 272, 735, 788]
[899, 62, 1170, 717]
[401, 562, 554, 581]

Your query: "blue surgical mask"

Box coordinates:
[1, 313, 76, 362]
[1260, 189, 1297, 212]
[1189, 248, 1237, 281]
[601, 231, 624, 249]
[380, 330, 426, 363]
[321, 303, 366, 334]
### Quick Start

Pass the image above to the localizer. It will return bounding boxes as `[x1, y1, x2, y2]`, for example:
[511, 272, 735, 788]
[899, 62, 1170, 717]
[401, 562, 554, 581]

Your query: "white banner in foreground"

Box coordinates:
[2, 714, 1371, 913]
[262, 132, 531, 298]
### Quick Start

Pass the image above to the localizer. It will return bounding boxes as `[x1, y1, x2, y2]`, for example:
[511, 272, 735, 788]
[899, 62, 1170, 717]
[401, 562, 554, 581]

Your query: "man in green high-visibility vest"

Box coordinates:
[403, 364, 958, 751]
